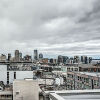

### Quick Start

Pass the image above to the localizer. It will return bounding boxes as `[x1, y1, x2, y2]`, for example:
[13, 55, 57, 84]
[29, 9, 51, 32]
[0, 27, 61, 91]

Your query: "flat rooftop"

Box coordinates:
[48, 90, 100, 100]
[77, 72, 100, 77]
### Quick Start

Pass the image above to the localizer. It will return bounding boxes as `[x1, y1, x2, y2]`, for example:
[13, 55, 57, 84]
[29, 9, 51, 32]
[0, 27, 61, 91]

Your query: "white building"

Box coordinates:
[0, 65, 33, 85]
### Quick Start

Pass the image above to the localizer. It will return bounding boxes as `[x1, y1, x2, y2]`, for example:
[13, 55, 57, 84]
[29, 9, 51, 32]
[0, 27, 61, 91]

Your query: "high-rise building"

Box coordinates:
[19, 52, 22, 61]
[34, 50, 38, 60]
[50, 58, 53, 63]
[62, 56, 69, 64]
[84, 56, 88, 64]
[58, 55, 63, 64]
[89, 57, 92, 63]
[8, 53, 11, 61]
[39, 53, 43, 59]
[81, 56, 84, 62]
[15, 50, 20, 62]
[74, 56, 79, 63]
[81, 56, 88, 64]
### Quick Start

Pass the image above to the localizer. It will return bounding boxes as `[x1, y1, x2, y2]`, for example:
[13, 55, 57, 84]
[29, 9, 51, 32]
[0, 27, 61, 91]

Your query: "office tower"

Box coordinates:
[81, 56, 84, 62]
[34, 50, 38, 60]
[19, 52, 22, 61]
[8, 53, 11, 61]
[62, 56, 69, 64]
[70, 57, 74, 64]
[81, 56, 88, 64]
[84, 56, 88, 64]
[39, 53, 43, 59]
[53, 59, 58, 64]
[58, 55, 63, 64]
[74, 56, 79, 63]
[89, 57, 92, 63]
[15, 50, 20, 62]
[50, 58, 53, 63]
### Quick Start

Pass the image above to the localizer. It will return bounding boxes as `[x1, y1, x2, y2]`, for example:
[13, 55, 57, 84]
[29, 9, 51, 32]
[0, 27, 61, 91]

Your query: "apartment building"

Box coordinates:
[67, 71, 100, 90]
[52, 65, 79, 77]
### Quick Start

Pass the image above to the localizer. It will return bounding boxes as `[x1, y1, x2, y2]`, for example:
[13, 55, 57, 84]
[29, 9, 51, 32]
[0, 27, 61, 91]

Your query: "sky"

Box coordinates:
[0, 0, 100, 58]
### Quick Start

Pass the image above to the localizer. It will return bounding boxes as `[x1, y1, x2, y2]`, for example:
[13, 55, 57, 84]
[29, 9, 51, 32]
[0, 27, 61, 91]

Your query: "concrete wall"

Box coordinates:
[0, 65, 7, 84]
[13, 80, 39, 100]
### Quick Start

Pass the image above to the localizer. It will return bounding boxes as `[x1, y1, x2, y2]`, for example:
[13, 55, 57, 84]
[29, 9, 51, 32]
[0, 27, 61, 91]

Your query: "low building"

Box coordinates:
[67, 71, 100, 90]
[52, 65, 79, 77]
[79, 64, 100, 72]
[0, 65, 33, 85]
[0, 91, 12, 100]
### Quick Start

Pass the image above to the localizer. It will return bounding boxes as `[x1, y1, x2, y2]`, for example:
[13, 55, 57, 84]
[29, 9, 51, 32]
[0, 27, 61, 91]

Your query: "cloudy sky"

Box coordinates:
[0, 0, 100, 58]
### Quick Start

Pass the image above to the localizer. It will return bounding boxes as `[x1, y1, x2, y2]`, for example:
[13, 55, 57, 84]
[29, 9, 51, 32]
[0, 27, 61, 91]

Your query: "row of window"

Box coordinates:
[7, 72, 16, 84]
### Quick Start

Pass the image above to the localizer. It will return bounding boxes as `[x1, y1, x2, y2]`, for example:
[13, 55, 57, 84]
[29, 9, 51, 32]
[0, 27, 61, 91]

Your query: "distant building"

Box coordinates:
[81, 56, 84, 62]
[81, 56, 88, 64]
[24, 55, 32, 61]
[42, 58, 48, 64]
[34, 50, 38, 60]
[89, 57, 92, 63]
[0, 54, 6, 61]
[79, 64, 100, 72]
[62, 56, 69, 64]
[49, 58, 53, 63]
[67, 71, 100, 90]
[84, 56, 88, 64]
[8, 53, 11, 61]
[58, 55, 63, 64]
[15, 50, 20, 62]
[69, 57, 74, 64]
[74, 56, 79, 63]
[53, 59, 58, 64]
[39, 53, 43, 59]
[19, 52, 22, 61]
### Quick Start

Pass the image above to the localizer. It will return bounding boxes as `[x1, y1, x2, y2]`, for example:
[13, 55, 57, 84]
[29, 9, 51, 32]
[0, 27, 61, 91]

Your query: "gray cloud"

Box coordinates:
[0, 0, 100, 57]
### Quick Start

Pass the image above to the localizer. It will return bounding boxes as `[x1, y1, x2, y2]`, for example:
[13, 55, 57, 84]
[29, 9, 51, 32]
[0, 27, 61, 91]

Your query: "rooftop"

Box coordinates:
[49, 89, 100, 100]
[77, 72, 100, 77]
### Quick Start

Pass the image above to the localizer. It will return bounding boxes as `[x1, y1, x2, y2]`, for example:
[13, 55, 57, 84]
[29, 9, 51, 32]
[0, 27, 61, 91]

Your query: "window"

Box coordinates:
[16, 92, 19, 95]
[7, 72, 9, 84]
[14, 72, 16, 79]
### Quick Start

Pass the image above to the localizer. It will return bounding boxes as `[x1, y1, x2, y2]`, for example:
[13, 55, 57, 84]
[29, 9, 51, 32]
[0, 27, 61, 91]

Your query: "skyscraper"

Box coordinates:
[15, 50, 20, 62]
[19, 52, 22, 61]
[58, 55, 63, 64]
[39, 53, 43, 59]
[34, 50, 38, 60]
[8, 53, 11, 61]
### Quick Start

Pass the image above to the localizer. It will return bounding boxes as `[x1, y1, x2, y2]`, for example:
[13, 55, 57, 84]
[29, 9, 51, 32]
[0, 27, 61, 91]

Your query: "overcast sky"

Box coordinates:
[0, 0, 100, 58]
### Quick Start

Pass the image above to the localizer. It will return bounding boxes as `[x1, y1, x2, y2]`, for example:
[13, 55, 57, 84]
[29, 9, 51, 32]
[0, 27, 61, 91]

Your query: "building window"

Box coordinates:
[7, 72, 9, 84]
[14, 72, 16, 79]
[16, 92, 19, 95]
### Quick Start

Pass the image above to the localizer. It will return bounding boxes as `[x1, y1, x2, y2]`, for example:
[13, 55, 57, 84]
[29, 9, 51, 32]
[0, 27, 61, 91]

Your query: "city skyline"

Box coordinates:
[0, 0, 100, 56]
